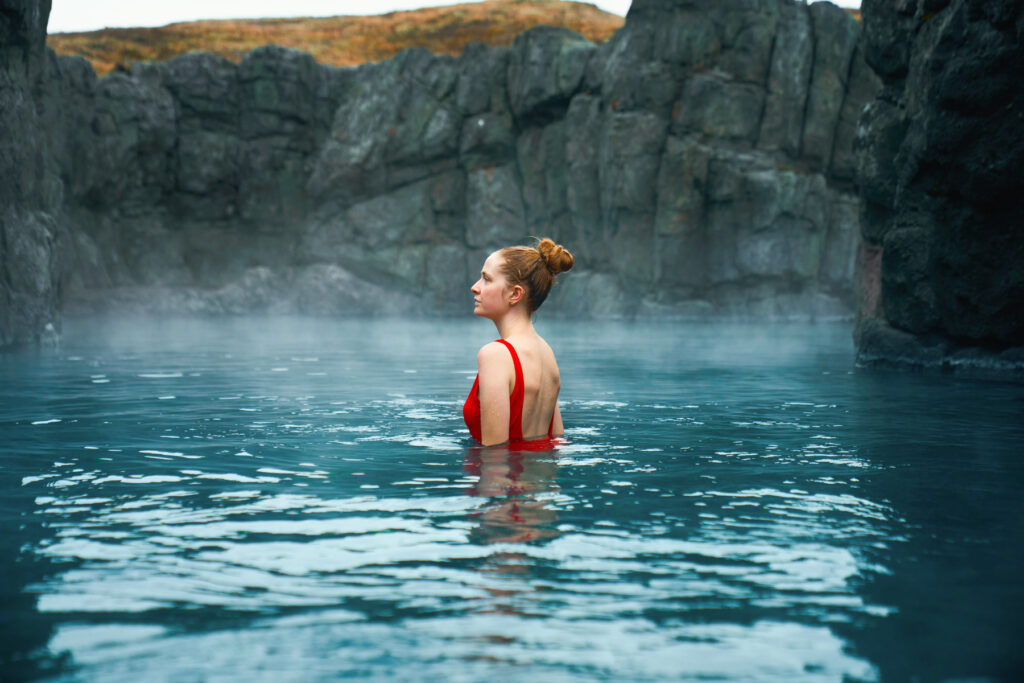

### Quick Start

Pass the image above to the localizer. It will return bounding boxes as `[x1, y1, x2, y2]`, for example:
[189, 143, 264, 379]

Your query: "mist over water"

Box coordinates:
[2, 317, 1022, 680]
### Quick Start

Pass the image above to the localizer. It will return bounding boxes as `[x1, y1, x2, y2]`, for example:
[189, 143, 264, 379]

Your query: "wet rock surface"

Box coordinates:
[4, 0, 877, 341]
[0, 0, 60, 348]
[855, 0, 1024, 376]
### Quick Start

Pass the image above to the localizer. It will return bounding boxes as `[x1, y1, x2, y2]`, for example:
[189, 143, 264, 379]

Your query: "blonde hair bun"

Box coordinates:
[537, 238, 575, 275]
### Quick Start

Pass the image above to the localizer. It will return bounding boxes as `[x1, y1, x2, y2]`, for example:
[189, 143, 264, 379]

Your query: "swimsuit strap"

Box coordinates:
[494, 339, 524, 442]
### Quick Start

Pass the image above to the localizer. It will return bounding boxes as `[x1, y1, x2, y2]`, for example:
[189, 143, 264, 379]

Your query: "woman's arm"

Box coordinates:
[476, 343, 514, 446]
[551, 401, 563, 436]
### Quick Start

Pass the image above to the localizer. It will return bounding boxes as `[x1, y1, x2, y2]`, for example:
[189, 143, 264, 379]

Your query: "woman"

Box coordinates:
[463, 238, 574, 447]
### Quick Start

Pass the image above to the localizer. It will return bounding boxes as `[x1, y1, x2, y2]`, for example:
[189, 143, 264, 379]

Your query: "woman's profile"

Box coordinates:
[462, 238, 574, 447]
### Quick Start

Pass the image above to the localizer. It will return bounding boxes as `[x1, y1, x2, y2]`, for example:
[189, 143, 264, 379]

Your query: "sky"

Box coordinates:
[48, 0, 861, 34]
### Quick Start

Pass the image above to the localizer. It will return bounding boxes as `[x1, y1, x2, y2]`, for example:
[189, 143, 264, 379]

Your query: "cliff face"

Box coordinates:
[856, 0, 1024, 375]
[3, 0, 876, 336]
[51, 0, 874, 319]
[0, 0, 59, 347]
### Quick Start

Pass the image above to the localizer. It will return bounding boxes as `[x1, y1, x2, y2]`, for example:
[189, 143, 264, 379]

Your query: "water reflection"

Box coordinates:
[460, 442, 563, 648]
[464, 444, 561, 545]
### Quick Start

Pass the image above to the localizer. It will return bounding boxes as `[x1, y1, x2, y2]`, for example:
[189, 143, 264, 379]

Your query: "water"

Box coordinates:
[2, 317, 1023, 682]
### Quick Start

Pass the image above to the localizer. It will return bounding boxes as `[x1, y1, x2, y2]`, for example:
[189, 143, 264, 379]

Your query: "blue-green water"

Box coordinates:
[2, 317, 1023, 681]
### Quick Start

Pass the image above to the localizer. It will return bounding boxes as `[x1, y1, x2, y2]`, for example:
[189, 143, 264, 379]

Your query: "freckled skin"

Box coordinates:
[470, 251, 563, 446]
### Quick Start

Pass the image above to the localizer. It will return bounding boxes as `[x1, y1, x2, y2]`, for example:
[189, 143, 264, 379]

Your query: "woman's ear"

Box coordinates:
[509, 284, 525, 306]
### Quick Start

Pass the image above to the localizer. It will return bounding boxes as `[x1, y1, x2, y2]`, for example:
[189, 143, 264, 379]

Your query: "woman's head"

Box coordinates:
[497, 238, 574, 313]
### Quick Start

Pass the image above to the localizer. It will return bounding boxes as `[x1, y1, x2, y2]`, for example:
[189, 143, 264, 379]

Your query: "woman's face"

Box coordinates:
[471, 251, 511, 319]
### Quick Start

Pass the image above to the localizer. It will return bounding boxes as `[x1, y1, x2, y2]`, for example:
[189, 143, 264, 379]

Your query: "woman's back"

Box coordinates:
[505, 333, 561, 440]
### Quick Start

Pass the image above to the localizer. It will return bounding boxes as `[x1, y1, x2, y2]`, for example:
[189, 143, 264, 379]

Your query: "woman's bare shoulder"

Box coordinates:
[477, 341, 511, 365]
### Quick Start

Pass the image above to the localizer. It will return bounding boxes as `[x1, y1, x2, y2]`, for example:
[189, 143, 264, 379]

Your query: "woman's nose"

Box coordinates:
[471, 280, 480, 293]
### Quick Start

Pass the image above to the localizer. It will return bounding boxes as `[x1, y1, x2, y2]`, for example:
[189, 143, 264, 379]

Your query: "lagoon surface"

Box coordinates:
[2, 317, 1023, 681]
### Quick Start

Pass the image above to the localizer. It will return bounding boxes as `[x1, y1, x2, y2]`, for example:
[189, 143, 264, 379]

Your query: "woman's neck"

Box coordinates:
[493, 309, 533, 340]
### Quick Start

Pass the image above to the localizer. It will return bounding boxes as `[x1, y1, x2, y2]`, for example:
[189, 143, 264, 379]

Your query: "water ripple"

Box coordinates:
[6, 318, 1021, 680]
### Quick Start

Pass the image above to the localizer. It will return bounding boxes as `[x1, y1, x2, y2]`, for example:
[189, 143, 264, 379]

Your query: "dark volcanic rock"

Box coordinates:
[0, 0, 59, 348]
[855, 0, 1024, 376]
[508, 26, 594, 125]
[3, 0, 880, 341]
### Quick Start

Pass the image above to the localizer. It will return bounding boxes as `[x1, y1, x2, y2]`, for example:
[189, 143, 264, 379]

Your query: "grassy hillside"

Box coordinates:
[47, 0, 626, 77]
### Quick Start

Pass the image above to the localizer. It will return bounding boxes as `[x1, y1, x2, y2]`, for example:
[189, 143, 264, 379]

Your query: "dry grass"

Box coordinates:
[47, 0, 625, 77]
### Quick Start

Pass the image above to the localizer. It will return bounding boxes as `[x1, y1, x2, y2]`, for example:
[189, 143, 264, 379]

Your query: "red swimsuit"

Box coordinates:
[463, 339, 556, 448]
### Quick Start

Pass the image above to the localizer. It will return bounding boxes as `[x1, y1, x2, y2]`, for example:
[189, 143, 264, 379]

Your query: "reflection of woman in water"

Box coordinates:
[464, 448, 560, 545]
[462, 238, 575, 447]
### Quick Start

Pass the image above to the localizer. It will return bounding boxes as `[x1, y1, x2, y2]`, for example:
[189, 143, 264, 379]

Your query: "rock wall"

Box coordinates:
[52, 0, 874, 320]
[855, 0, 1024, 375]
[0, 0, 60, 347]
[2, 0, 876, 340]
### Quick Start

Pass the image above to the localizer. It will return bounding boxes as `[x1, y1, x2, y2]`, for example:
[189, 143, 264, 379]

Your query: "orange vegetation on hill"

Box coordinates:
[47, 0, 626, 77]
